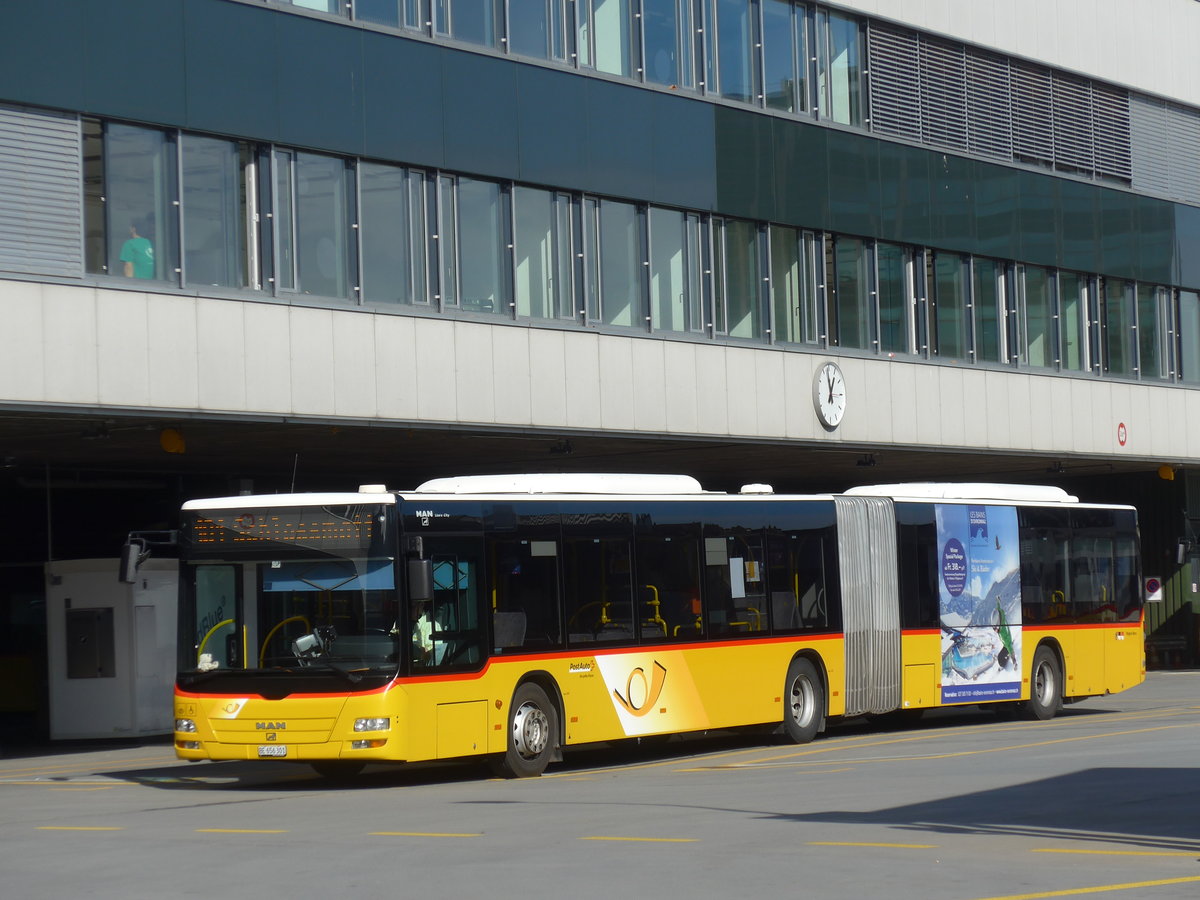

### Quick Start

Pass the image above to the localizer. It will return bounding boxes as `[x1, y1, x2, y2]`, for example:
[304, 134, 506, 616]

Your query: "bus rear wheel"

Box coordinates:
[1024, 646, 1062, 721]
[493, 682, 557, 778]
[783, 658, 824, 744]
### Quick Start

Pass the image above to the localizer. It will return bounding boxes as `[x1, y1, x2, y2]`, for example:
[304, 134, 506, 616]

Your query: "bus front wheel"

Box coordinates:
[1024, 646, 1062, 721]
[783, 657, 824, 744]
[493, 682, 557, 778]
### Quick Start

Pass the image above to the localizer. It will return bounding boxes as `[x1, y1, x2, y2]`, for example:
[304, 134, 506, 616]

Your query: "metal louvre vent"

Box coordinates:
[1167, 102, 1200, 205]
[867, 22, 921, 142]
[919, 37, 967, 150]
[1051, 72, 1093, 174]
[1130, 96, 1171, 195]
[1093, 82, 1132, 183]
[965, 50, 1012, 159]
[863, 23, 1132, 187]
[1011, 61, 1054, 168]
[0, 104, 83, 278]
[835, 496, 900, 718]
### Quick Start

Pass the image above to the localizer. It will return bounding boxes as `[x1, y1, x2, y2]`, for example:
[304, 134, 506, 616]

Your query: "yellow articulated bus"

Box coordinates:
[173, 474, 1145, 778]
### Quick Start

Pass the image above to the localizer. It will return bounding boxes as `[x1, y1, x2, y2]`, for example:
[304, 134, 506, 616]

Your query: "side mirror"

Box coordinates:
[407, 558, 433, 602]
[118, 541, 142, 583]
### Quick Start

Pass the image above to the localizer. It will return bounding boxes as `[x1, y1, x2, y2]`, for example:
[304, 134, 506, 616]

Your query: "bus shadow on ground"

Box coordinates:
[773, 766, 1200, 852]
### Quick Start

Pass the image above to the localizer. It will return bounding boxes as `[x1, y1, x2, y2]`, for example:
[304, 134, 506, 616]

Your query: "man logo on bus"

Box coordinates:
[613, 661, 667, 717]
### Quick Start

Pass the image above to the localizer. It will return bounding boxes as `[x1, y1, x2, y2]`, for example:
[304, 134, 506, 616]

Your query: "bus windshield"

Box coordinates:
[178, 504, 400, 683]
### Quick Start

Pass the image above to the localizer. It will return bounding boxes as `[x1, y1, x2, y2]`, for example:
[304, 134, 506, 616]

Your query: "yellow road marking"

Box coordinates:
[49, 786, 117, 792]
[370, 831, 481, 838]
[37, 826, 123, 831]
[970, 875, 1200, 900]
[0, 754, 174, 779]
[580, 836, 697, 843]
[195, 828, 288, 834]
[1033, 847, 1200, 858]
[808, 841, 936, 849]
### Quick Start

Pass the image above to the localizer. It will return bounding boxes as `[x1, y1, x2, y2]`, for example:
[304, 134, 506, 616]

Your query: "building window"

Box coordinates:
[181, 135, 250, 290]
[443, 175, 510, 314]
[649, 206, 707, 333]
[642, 0, 696, 88]
[1137, 283, 1173, 379]
[876, 241, 914, 355]
[437, 0, 501, 46]
[509, 0, 570, 60]
[1018, 264, 1056, 368]
[578, 0, 636, 77]
[931, 252, 969, 359]
[762, 0, 807, 114]
[1058, 271, 1090, 372]
[584, 197, 644, 326]
[714, 217, 762, 340]
[828, 234, 871, 349]
[816, 8, 863, 126]
[769, 225, 819, 345]
[1101, 277, 1136, 377]
[273, 151, 356, 299]
[1180, 290, 1200, 384]
[714, 0, 757, 103]
[355, 0, 425, 29]
[85, 122, 179, 284]
[513, 185, 574, 319]
[359, 161, 429, 305]
[972, 257, 1005, 364]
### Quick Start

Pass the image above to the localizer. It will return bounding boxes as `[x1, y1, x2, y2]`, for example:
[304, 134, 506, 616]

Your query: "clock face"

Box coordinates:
[813, 362, 846, 429]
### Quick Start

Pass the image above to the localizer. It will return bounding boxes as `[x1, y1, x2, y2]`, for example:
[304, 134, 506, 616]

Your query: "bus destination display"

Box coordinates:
[188, 507, 379, 551]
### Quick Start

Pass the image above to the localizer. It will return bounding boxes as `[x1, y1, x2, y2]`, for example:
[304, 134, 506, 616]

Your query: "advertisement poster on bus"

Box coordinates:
[937, 504, 1022, 703]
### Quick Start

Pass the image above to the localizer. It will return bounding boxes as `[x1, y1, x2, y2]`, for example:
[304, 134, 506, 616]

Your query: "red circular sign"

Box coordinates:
[1117, 422, 1127, 446]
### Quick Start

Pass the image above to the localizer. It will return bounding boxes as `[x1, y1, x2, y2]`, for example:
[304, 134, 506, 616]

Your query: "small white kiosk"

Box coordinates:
[45, 558, 178, 740]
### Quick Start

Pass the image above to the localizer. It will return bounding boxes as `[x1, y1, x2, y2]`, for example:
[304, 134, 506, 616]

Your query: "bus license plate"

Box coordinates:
[257, 745, 287, 758]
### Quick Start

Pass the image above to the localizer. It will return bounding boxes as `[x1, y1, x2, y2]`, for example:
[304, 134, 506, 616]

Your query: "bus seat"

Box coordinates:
[493, 611, 527, 649]
[771, 591, 801, 630]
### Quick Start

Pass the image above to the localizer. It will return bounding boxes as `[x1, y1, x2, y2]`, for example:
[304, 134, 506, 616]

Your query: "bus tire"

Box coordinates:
[494, 682, 557, 778]
[783, 657, 824, 744]
[1024, 646, 1061, 721]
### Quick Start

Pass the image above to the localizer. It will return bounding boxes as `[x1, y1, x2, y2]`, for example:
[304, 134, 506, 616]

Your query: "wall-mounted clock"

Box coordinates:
[813, 361, 846, 430]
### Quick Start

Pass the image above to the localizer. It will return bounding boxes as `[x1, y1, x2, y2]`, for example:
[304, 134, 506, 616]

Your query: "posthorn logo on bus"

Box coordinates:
[612, 661, 668, 717]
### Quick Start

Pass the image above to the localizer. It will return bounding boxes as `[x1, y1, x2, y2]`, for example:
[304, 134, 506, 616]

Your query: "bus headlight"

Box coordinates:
[175, 718, 197, 733]
[354, 718, 390, 732]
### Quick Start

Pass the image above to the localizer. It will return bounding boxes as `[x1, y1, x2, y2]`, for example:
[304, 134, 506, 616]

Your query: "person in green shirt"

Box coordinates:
[119, 222, 155, 279]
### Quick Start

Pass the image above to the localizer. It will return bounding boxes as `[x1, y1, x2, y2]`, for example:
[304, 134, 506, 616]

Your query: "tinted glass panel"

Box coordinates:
[1058, 271, 1088, 371]
[933, 253, 968, 358]
[514, 186, 571, 319]
[295, 152, 352, 299]
[717, 218, 761, 339]
[360, 162, 428, 305]
[649, 206, 689, 332]
[105, 123, 178, 283]
[1103, 277, 1135, 376]
[597, 199, 642, 326]
[457, 177, 508, 314]
[877, 242, 911, 355]
[1181, 290, 1200, 384]
[643, 0, 693, 87]
[832, 236, 870, 349]
[181, 135, 246, 289]
[716, 0, 755, 102]
[1022, 264, 1055, 368]
[762, 0, 802, 113]
[770, 225, 817, 345]
[973, 258, 1004, 364]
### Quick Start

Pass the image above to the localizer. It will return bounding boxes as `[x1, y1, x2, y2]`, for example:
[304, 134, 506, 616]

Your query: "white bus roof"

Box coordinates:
[183, 490, 396, 511]
[844, 482, 1079, 503]
[412, 473, 709, 495]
